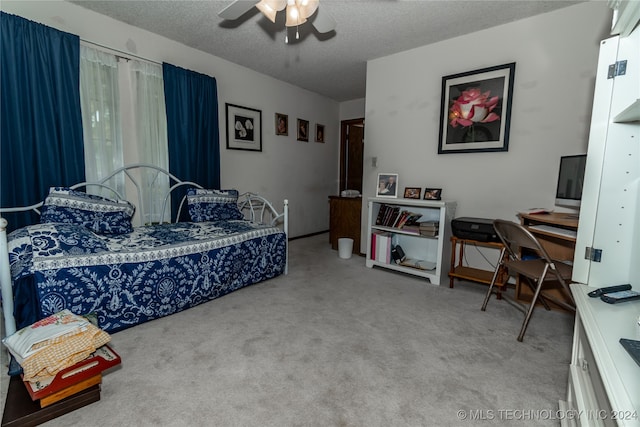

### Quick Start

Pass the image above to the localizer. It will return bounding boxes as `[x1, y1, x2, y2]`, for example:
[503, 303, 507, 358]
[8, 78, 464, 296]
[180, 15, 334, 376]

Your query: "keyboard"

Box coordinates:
[528, 224, 577, 238]
[620, 338, 640, 368]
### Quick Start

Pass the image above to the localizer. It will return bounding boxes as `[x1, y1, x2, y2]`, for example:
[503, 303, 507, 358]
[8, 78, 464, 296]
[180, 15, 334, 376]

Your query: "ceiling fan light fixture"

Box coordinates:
[256, 0, 287, 23]
[285, 4, 307, 27]
[298, 0, 319, 19]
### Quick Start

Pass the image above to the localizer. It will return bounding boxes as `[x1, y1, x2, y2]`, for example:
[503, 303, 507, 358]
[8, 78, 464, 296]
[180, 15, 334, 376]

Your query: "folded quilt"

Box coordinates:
[2, 309, 111, 382]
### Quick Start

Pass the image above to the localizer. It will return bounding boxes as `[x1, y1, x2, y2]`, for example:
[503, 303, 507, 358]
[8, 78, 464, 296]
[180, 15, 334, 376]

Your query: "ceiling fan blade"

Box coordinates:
[218, 0, 260, 20]
[311, 7, 336, 33]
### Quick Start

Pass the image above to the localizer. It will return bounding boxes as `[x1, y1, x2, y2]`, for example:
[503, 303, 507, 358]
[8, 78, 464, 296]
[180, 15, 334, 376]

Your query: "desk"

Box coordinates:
[329, 196, 362, 255]
[518, 212, 578, 307]
[448, 236, 508, 298]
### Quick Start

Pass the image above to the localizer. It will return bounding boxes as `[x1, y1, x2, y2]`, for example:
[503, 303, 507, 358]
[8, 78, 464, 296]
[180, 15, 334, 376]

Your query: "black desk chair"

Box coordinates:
[481, 219, 575, 341]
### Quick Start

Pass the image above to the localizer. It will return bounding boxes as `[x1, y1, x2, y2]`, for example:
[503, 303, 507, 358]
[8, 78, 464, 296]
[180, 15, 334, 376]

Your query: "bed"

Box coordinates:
[0, 165, 288, 335]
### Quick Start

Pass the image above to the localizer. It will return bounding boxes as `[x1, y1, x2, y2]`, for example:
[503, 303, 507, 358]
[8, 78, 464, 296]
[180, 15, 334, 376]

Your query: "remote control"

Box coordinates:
[620, 338, 640, 368]
[588, 284, 632, 298]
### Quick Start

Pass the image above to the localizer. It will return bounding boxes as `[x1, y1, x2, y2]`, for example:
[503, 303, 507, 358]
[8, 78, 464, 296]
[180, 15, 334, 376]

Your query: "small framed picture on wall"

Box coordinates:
[297, 119, 309, 142]
[275, 113, 288, 136]
[315, 124, 325, 143]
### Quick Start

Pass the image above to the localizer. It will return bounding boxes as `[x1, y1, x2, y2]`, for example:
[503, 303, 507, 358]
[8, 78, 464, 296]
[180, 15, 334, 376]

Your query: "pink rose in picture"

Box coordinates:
[448, 88, 500, 128]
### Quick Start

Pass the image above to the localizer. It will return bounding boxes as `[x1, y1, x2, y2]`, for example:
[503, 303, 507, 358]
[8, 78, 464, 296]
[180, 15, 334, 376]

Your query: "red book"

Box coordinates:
[371, 232, 377, 260]
[22, 345, 121, 402]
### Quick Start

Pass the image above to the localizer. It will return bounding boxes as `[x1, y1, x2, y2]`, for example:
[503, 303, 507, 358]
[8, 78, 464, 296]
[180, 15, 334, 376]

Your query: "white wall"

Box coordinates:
[1, 1, 339, 238]
[363, 1, 612, 258]
[339, 98, 366, 121]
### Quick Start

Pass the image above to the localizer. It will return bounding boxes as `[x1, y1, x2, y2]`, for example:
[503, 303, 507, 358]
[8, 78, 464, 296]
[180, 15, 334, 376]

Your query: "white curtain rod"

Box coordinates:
[80, 39, 161, 66]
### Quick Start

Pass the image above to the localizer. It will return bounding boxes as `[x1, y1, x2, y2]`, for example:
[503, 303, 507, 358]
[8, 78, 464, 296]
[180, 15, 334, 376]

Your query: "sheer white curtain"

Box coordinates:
[129, 59, 170, 224]
[79, 45, 124, 196]
[79, 44, 170, 224]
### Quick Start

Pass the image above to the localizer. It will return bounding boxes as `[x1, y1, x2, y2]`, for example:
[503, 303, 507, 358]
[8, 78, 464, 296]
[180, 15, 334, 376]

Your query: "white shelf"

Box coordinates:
[365, 197, 456, 285]
[613, 98, 640, 123]
[370, 225, 438, 238]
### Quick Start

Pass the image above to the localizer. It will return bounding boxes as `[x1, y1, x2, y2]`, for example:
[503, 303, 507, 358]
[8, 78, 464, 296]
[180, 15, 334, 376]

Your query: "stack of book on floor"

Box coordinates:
[20, 345, 121, 408]
[1, 310, 121, 426]
[418, 221, 439, 237]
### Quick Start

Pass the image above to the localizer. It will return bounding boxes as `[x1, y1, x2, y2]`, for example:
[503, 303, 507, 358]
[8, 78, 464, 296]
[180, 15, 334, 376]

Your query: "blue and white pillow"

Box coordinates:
[40, 187, 135, 235]
[187, 188, 244, 222]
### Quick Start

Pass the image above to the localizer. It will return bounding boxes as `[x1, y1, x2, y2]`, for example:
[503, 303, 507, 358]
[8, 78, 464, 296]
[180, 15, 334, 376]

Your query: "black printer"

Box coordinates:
[451, 217, 500, 242]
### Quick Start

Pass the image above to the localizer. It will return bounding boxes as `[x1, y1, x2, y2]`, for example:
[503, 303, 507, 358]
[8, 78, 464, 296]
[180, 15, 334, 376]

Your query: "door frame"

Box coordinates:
[339, 118, 365, 192]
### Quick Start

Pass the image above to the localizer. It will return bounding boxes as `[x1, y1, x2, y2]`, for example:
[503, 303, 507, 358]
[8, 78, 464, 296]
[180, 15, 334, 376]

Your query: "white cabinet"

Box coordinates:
[562, 23, 640, 427]
[561, 285, 640, 427]
[365, 197, 456, 285]
[572, 29, 640, 288]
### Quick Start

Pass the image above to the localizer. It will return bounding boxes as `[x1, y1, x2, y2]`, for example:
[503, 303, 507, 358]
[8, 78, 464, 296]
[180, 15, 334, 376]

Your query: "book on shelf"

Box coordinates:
[400, 224, 421, 235]
[390, 245, 406, 264]
[380, 206, 393, 226]
[399, 258, 437, 271]
[386, 207, 401, 227]
[375, 204, 388, 225]
[418, 220, 439, 236]
[418, 220, 439, 230]
[371, 231, 391, 263]
[397, 211, 422, 228]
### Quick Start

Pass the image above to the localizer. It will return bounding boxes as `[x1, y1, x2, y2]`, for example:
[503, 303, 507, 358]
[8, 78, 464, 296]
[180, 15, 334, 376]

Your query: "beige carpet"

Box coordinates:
[1, 233, 574, 426]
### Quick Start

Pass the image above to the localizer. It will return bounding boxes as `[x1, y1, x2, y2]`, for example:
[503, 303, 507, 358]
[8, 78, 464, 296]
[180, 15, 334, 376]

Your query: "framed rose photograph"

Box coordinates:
[275, 113, 288, 136]
[424, 188, 442, 200]
[438, 62, 515, 154]
[297, 119, 309, 142]
[376, 173, 398, 198]
[403, 187, 421, 199]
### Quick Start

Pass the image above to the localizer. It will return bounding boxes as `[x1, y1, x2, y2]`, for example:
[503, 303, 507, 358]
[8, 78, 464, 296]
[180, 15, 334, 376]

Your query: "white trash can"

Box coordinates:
[338, 238, 354, 259]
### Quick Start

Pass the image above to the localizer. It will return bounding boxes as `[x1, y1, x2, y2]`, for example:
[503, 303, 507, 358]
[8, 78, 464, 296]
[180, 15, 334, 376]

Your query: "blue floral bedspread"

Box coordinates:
[7, 221, 286, 332]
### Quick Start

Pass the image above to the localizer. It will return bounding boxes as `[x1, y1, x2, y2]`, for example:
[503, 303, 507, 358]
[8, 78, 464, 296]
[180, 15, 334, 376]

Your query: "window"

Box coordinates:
[80, 44, 169, 223]
[79, 45, 124, 195]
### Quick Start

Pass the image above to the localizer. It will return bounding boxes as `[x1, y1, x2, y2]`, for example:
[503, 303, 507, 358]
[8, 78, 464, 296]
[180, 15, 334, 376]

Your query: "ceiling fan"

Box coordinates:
[218, 0, 337, 42]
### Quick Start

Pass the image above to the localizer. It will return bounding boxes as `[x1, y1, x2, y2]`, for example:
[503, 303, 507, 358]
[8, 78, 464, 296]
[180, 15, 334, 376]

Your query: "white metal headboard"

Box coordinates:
[0, 163, 202, 226]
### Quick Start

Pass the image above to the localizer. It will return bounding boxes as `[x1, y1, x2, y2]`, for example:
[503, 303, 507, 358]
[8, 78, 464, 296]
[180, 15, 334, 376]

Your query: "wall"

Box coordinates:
[1, 1, 340, 238]
[339, 98, 366, 121]
[362, 1, 612, 266]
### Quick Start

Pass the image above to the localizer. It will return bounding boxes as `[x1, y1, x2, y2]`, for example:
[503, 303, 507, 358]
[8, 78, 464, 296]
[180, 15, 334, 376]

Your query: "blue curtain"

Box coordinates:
[1, 13, 85, 232]
[162, 63, 220, 221]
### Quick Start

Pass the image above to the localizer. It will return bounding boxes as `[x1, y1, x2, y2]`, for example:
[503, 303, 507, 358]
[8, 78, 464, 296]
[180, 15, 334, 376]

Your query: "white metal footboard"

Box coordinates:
[0, 165, 289, 338]
[238, 193, 289, 275]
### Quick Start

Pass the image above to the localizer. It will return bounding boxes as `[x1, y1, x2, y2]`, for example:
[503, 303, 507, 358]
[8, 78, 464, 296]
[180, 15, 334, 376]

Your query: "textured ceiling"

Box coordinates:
[69, 0, 583, 102]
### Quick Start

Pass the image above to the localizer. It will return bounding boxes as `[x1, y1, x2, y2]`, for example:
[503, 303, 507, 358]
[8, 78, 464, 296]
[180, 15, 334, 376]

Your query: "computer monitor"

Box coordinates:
[555, 154, 587, 208]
